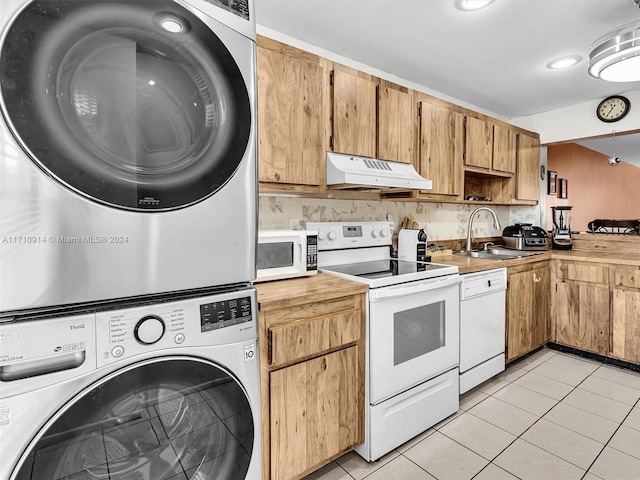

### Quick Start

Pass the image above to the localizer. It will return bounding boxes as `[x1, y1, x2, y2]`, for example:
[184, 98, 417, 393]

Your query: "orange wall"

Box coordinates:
[547, 143, 640, 232]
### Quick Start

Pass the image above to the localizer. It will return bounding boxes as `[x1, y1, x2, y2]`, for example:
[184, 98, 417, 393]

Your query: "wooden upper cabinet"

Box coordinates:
[516, 133, 541, 201]
[377, 85, 414, 164]
[464, 116, 492, 169]
[331, 69, 377, 158]
[492, 124, 516, 174]
[418, 101, 463, 196]
[257, 38, 326, 188]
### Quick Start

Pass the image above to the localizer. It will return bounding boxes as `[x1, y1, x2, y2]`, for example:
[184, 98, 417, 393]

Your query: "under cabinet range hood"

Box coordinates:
[326, 152, 432, 191]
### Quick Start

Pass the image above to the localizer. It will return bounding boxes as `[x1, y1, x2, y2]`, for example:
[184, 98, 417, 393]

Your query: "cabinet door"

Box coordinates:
[531, 266, 550, 349]
[332, 69, 376, 158]
[377, 85, 414, 164]
[611, 267, 640, 364]
[257, 45, 325, 186]
[492, 124, 516, 174]
[507, 269, 534, 360]
[464, 116, 492, 169]
[506, 266, 550, 361]
[419, 102, 463, 196]
[515, 134, 540, 201]
[555, 282, 610, 355]
[270, 347, 361, 480]
[612, 288, 640, 364]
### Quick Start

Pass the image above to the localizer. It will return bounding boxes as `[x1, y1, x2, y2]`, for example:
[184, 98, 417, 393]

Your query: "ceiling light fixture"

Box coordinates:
[547, 55, 582, 70]
[457, 0, 495, 11]
[588, 1, 640, 82]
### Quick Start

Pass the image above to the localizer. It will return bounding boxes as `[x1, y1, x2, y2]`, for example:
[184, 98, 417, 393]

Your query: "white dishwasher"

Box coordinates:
[459, 267, 507, 394]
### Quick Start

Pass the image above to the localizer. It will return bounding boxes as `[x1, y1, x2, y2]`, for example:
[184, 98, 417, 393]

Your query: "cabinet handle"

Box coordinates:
[533, 273, 541, 283]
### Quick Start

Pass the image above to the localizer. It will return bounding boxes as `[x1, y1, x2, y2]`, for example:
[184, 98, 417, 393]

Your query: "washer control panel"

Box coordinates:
[96, 288, 257, 367]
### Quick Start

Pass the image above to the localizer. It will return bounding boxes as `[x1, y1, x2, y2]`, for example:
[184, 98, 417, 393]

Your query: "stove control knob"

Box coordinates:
[318, 231, 326, 241]
[380, 229, 388, 238]
[327, 231, 337, 241]
[371, 229, 379, 238]
[134, 315, 165, 345]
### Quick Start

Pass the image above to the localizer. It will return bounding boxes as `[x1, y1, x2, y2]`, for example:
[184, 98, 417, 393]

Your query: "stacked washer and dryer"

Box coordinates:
[0, 1, 260, 479]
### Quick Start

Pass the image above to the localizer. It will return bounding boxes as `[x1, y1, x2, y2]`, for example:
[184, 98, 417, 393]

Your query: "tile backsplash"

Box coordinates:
[259, 196, 540, 241]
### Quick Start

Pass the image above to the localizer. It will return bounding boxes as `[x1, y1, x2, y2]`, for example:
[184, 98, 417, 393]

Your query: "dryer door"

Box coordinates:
[0, 0, 252, 211]
[12, 357, 255, 480]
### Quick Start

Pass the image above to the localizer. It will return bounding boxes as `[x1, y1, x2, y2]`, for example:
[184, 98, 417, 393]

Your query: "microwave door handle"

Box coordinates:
[369, 274, 460, 301]
[295, 243, 303, 264]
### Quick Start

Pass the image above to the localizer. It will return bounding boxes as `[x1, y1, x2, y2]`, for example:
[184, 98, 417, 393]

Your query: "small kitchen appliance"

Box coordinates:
[256, 230, 318, 282]
[307, 221, 460, 462]
[397, 228, 431, 262]
[551, 206, 573, 250]
[501, 223, 548, 250]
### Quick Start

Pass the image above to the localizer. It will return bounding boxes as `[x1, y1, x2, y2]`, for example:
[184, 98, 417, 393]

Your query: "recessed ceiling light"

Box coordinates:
[458, 0, 495, 11]
[547, 55, 582, 69]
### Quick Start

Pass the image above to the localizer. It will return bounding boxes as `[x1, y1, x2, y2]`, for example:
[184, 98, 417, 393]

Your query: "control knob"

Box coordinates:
[318, 231, 326, 241]
[327, 231, 337, 241]
[380, 229, 388, 238]
[134, 315, 165, 345]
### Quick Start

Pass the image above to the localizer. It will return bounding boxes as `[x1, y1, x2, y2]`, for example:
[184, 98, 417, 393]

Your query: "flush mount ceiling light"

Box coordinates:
[588, 1, 640, 82]
[457, 0, 495, 11]
[547, 55, 582, 70]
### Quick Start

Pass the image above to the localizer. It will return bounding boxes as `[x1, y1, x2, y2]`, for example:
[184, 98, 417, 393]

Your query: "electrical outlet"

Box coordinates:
[289, 219, 302, 230]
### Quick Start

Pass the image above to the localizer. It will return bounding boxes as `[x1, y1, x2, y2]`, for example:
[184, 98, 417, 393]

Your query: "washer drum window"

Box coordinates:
[0, 0, 251, 211]
[12, 357, 255, 479]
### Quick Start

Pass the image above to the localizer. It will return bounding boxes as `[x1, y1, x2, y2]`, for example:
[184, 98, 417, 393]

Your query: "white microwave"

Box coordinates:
[255, 230, 318, 282]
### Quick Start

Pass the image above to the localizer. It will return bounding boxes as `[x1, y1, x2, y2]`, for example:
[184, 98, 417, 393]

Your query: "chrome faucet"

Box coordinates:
[465, 207, 501, 252]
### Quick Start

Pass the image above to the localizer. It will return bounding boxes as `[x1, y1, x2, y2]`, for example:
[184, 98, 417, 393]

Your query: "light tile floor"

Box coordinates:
[303, 348, 640, 480]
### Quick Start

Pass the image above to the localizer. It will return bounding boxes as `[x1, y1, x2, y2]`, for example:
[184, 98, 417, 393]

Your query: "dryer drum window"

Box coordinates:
[13, 357, 255, 479]
[0, 0, 252, 211]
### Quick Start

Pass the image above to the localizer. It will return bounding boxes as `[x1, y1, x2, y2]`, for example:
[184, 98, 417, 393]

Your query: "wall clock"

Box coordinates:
[596, 95, 631, 123]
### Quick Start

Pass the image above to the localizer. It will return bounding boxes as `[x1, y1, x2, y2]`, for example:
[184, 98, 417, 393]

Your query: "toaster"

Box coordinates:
[501, 223, 548, 250]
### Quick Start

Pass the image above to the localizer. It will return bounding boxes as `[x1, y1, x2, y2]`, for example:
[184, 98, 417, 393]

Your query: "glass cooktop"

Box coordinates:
[320, 259, 458, 288]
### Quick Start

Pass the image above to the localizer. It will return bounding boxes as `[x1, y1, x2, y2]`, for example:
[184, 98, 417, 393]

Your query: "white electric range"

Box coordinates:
[306, 221, 461, 462]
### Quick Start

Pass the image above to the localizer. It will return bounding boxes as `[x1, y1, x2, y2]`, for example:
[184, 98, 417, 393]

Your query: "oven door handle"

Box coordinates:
[369, 274, 460, 301]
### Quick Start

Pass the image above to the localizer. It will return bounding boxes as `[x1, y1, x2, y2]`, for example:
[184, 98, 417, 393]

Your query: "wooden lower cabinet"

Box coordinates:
[551, 260, 610, 356]
[256, 276, 366, 480]
[611, 266, 640, 364]
[270, 347, 360, 480]
[554, 282, 610, 356]
[506, 261, 550, 362]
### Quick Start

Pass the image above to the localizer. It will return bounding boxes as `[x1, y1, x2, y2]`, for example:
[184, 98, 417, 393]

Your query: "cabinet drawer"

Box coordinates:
[614, 267, 640, 289]
[270, 308, 361, 365]
[556, 262, 609, 284]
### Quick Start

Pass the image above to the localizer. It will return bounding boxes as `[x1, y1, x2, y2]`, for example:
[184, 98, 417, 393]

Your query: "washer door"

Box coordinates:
[13, 357, 255, 480]
[0, 0, 251, 211]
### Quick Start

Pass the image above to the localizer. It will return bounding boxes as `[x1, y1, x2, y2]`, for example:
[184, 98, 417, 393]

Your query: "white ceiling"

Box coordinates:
[255, 0, 640, 166]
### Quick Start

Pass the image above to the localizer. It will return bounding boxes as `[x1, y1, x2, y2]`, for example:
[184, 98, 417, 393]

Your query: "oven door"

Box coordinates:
[368, 274, 460, 405]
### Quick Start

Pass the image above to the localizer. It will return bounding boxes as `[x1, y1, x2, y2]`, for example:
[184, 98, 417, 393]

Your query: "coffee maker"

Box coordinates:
[551, 206, 573, 250]
[398, 228, 431, 262]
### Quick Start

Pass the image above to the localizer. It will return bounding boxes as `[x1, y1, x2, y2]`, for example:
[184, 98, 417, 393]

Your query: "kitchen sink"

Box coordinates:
[453, 249, 545, 260]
